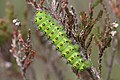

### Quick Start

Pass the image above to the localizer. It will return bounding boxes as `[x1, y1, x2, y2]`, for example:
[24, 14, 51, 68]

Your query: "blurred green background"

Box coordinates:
[0, 0, 120, 80]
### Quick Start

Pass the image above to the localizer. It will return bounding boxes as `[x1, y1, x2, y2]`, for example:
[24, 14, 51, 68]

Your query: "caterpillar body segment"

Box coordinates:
[56, 37, 71, 51]
[47, 28, 64, 39]
[61, 45, 77, 58]
[73, 60, 85, 71]
[67, 52, 81, 65]
[51, 32, 67, 45]
[35, 11, 92, 72]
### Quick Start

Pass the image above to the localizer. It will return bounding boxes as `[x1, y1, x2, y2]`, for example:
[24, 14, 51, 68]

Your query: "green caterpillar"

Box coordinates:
[35, 11, 92, 72]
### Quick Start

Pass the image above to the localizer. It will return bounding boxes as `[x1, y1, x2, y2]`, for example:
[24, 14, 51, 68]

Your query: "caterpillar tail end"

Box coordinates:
[72, 60, 92, 73]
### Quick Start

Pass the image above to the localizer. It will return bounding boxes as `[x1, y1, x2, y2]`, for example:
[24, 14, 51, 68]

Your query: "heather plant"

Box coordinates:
[0, 0, 120, 80]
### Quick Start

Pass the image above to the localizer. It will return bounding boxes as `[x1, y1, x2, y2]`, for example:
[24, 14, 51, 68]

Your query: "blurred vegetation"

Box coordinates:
[0, 0, 120, 80]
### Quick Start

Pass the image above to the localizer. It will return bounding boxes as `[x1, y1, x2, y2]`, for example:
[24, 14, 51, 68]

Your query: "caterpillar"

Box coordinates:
[35, 11, 92, 72]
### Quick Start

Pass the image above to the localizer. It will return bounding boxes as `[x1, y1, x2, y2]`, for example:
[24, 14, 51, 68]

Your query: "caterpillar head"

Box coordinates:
[36, 11, 52, 19]
[35, 11, 53, 27]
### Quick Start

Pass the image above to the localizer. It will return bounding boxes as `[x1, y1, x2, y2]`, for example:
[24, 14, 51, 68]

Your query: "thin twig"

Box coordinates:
[106, 22, 118, 80]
